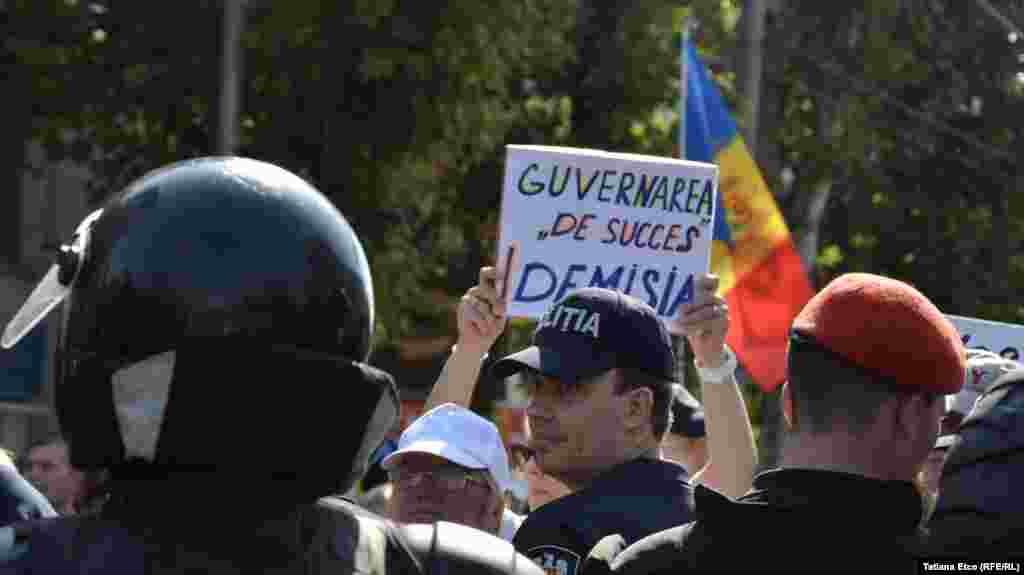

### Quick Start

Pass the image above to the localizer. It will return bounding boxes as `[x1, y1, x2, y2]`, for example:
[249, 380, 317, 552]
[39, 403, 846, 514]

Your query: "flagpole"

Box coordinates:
[678, 17, 689, 160]
[218, 0, 244, 155]
[675, 15, 691, 391]
[742, 0, 765, 155]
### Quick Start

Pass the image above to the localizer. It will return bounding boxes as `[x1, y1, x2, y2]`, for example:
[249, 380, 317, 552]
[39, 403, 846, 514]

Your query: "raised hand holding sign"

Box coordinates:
[671, 274, 730, 370]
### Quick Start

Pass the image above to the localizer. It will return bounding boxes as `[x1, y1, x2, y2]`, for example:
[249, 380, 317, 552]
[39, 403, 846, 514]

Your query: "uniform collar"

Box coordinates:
[587, 457, 689, 492]
[738, 468, 924, 529]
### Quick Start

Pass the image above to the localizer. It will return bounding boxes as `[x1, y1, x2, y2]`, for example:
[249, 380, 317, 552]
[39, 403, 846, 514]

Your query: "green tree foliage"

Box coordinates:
[1, 0, 739, 355]
[4, 1, 223, 192]
[746, 0, 1023, 464]
[8, 1, 1022, 425]
[774, 0, 1023, 323]
[239, 0, 579, 349]
[0, 0, 748, 418]
[4, 0, 578, 353]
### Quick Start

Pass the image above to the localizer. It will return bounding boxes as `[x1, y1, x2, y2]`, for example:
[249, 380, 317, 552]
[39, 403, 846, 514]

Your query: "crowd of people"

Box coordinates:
[0, 156, 1020, 573]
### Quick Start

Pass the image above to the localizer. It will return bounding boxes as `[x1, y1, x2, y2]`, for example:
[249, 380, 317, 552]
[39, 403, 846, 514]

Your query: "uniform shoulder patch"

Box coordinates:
[526, 545, 582, 575]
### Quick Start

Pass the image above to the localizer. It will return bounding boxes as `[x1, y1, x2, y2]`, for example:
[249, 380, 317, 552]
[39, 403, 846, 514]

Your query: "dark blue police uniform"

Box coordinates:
[512, 458, 693, 575]
[489, 289, 698, 575]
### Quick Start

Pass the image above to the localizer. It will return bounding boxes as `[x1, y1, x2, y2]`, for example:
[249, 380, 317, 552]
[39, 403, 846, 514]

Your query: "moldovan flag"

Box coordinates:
[679, 39, 813, 392]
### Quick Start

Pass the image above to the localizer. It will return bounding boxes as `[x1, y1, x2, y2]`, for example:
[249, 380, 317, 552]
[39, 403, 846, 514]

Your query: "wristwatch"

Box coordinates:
[696, 345, 738, 384]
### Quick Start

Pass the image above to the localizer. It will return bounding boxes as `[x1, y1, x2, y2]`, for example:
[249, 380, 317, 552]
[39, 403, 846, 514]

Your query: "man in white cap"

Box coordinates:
[383, 402, 522, 540]
[944, 348, 1021, 434]
[920, 348, 1022, 501]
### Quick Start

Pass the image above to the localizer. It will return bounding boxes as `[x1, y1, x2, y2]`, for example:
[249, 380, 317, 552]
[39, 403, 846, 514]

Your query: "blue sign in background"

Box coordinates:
[0, 322, 48, 402]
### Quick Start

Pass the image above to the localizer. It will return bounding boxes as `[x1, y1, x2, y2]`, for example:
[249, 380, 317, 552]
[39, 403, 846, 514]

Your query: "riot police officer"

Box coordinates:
[0, 157, 545, 575]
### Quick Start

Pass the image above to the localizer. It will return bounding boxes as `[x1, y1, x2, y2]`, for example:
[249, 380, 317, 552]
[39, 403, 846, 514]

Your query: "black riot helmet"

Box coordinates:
[2, 157, 397, 501]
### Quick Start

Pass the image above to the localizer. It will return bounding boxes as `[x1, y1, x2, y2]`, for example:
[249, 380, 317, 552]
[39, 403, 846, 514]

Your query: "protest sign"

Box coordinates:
[497, 145, 719, 321]
[947, 314, 1024, 361]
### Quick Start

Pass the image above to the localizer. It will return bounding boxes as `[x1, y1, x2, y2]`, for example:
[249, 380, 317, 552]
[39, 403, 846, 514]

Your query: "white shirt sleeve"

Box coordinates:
[499, 509, 525, 542]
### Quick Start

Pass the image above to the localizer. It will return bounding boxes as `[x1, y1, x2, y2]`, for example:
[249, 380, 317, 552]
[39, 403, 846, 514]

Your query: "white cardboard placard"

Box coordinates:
[497, 145, 719, 322]
[947, 314, 1024, 361]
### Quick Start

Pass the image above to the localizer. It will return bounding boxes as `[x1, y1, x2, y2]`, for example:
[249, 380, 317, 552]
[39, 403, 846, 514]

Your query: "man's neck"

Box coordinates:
[56, 500, 76, 515]
[779, 432, 916, 483]
[633, 444, 661, 462]
[557, 444, 661, 491]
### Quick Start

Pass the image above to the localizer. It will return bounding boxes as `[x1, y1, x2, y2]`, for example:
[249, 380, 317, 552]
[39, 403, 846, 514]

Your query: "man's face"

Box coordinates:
[388, 452, 501, 534]
[25, 442, 82, 510]
[919, 448, 948, 496]
[897, 394, 946, 477]
[524, 369, 629, 486]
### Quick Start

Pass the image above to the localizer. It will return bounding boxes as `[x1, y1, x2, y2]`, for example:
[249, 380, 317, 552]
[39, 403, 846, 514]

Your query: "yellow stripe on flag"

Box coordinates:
[711, 139, 793, 293]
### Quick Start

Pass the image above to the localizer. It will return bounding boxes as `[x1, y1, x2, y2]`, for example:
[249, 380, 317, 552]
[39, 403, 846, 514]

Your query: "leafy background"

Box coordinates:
[3, 0, 1021, 465]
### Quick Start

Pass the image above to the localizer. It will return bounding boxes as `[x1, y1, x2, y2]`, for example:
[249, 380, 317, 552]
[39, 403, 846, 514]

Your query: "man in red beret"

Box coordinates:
[582, 273, 965, 573]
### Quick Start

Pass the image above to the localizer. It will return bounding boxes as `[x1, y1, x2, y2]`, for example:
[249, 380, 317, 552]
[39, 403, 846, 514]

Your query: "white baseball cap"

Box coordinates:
[381, 403, 512, 492]
[948, 349, 1022, 417]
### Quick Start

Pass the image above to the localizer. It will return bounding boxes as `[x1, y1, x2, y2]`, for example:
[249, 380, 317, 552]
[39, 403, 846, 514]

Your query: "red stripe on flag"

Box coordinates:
[724, 241, 813, 392]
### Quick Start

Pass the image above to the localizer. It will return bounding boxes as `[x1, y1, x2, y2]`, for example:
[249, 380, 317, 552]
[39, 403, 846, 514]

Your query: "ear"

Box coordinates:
[782, 381, 795, 430]
[620, 377, 654, 432]
[486, 490, 506, 534]
[891, 393, 926, 440]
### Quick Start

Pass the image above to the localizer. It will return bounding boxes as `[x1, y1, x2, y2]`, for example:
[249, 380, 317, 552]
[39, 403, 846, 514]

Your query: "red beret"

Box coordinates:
[792, 273, 965, 395]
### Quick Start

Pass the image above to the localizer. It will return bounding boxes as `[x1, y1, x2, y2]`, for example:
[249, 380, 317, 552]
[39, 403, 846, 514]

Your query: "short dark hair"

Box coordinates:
[20, 434, 69, 470]
[27, 434, 67, 451]
[614, 368, 673, 439]
[787, 334, 941, 435]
